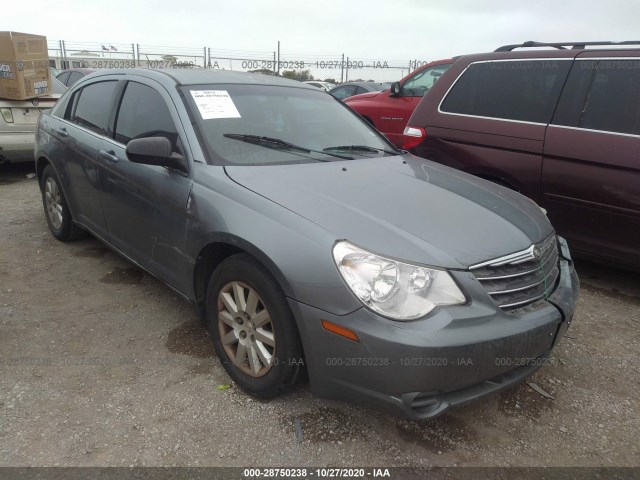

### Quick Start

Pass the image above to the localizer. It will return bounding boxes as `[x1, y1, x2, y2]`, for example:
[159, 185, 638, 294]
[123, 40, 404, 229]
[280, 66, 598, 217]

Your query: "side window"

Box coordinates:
[67, 72, 84, 87]
[556, 60, 640, 135]
[70, 81, 118, 136]
[56, 72, 70, 86]
[114, 82, 181, 152]
[402, 64, 451, 97]
[354, 86, 367, 95]
[440, 60, 572, 124]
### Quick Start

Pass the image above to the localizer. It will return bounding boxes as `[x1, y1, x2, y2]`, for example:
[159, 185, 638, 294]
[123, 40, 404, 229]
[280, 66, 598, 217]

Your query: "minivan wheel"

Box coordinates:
[205, 254, 304, 398]
[40, 165, 85, 241]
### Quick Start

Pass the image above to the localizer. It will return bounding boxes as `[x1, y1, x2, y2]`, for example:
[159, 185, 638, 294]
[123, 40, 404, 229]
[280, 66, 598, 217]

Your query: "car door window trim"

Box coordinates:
[547, 123, 640, 140]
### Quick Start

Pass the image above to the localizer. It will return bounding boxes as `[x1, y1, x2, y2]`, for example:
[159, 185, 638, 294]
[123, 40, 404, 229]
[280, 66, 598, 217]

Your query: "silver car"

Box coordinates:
[35, 69, 579, 419]
[0, 76, 65, 164]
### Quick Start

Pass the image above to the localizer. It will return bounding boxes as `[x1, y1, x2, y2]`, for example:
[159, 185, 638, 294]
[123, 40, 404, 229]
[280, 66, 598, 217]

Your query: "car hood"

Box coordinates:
[225, 155, 553, 269]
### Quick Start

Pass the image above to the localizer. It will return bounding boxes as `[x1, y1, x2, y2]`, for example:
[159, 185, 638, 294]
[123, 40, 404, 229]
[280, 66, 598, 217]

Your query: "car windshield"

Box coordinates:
[181, 84, 396, 165]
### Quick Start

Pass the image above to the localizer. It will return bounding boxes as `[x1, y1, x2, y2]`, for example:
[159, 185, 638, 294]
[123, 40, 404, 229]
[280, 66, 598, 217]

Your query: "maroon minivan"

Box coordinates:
[403, 41, 640, 270]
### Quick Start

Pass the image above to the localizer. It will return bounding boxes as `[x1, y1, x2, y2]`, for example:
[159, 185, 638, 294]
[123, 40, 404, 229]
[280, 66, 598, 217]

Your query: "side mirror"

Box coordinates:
[390, 82, 401, 97]
[126, 137, 188, 174]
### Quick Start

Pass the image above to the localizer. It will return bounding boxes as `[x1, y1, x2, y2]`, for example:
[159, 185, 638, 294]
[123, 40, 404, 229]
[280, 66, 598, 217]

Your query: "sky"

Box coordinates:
[5, 0, 640, 63]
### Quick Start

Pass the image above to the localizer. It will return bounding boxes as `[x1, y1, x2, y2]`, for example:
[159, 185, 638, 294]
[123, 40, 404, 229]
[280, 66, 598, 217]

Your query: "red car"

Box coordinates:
[344, 59, 452, 147]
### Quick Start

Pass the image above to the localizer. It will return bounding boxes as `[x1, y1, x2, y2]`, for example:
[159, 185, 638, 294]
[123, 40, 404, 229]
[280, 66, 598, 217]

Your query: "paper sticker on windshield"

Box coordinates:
[190, 90, 241, 120]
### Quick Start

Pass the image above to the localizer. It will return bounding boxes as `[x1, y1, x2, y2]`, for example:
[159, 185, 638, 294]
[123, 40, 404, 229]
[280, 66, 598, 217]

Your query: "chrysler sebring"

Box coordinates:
[35, 69, 579, 419]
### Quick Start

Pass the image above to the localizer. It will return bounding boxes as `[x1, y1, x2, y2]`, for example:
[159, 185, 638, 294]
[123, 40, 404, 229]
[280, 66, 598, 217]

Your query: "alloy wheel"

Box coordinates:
[44, 176, 63, 230]
[217, 281, 276, 377]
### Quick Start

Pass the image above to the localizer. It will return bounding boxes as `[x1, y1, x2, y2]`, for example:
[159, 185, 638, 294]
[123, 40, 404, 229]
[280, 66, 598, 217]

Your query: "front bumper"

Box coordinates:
[290, 238, 579, 420]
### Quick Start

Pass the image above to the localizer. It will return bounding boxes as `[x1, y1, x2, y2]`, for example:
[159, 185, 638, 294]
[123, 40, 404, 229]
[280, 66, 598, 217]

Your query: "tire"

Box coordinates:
[205, 254, 304, 398]
[40, 165, 85, 241]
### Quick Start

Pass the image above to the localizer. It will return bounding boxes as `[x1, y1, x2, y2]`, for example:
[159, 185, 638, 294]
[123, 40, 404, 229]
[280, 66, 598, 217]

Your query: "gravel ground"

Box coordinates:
[1, 163, 639, 468]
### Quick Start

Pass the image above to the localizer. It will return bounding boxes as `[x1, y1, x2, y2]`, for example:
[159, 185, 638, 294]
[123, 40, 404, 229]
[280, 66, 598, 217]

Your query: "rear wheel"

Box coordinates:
[40, 165, 85, 241]
[205, 254, 304, 398]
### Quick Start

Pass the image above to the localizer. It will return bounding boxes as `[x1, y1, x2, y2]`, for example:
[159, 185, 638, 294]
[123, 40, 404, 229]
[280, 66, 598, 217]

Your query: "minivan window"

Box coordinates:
[440, 60, 572, 124]
[114, 82, 180, 150]
[71, 81, 118, 136]
[553, 60, 640, 136]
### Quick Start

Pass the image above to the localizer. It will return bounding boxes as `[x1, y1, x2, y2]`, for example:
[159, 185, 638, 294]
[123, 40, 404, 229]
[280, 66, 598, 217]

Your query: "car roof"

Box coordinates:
[79, 68, 318, 90]
[494, 40, 640, 52]
[58, 68, 95, 74]
[456, 42, 640, 64]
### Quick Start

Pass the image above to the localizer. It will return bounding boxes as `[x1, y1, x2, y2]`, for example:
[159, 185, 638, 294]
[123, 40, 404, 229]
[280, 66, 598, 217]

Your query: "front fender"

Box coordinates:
[186, 164, 362, 316]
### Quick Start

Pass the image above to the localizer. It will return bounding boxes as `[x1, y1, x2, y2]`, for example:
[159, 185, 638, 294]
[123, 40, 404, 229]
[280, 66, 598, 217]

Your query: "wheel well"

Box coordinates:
[193, 242, 278, 319]
[36, 157, 50, 185]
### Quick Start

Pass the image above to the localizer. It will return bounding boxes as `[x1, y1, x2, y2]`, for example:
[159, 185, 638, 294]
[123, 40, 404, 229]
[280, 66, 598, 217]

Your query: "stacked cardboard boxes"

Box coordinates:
[0, 31, 51, 100]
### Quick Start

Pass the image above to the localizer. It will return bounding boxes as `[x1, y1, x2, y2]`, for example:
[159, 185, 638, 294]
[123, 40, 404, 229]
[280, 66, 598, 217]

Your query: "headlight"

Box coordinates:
[333, 241, 466, 320]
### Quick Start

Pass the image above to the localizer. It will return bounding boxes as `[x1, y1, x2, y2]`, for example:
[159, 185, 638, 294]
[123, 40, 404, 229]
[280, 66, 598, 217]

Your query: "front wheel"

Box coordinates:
[40, 165, 85, 241]
[205, 254, 304, 398]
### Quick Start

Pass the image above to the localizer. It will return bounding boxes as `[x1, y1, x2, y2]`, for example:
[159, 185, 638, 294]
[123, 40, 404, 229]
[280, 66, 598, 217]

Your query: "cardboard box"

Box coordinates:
[0, 31, 51, 100]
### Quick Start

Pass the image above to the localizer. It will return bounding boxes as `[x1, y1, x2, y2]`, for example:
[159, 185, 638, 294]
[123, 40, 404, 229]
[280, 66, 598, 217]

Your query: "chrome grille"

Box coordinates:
[470, 235, 559, 310]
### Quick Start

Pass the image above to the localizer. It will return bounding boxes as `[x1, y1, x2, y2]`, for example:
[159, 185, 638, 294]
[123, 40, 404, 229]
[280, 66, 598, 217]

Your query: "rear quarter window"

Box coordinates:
[553, 59, 640, 136]
[440, 60, 572, 124]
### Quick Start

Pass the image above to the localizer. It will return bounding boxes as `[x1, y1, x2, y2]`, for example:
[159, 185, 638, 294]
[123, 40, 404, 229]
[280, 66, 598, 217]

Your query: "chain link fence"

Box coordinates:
[48, 40, 429, 85]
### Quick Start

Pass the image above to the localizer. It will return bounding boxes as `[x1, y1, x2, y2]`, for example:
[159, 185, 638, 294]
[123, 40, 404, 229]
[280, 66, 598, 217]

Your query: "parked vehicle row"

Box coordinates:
[328, 81, 391, 100]
[35, 68, 577, 419]
[304, 80, 392, 100]
[303, 80, 334, 91]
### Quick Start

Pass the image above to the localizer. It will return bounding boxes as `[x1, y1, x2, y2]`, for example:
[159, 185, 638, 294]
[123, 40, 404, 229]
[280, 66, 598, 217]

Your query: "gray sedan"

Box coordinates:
[329, 81, 390, 100]
[35, 69, 578, 419]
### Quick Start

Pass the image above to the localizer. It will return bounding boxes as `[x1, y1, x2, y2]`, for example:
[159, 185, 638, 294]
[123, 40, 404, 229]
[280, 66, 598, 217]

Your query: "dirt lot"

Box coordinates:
[1, 163, 639, 468]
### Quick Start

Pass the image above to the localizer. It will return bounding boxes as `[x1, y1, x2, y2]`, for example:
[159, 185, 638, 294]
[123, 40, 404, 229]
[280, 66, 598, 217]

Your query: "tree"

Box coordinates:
[281, 69, 314, 81]
[323, 78, 337, 84]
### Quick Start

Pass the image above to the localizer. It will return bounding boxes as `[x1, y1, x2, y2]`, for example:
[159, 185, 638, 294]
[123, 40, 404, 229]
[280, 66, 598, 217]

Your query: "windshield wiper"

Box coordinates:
[323, 145, 399, 155]
[223, 134, 353, 160]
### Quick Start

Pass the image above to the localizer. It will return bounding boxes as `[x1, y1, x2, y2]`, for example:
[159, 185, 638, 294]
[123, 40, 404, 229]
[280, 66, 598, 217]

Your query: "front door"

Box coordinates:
[98, 79, 193, 292]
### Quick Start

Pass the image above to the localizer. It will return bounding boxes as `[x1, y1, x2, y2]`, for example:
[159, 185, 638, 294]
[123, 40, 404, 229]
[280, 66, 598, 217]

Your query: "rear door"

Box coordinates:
[98, 78, 193, 292]
[57, 79, 120, 238]
[542, 55, 640, 266]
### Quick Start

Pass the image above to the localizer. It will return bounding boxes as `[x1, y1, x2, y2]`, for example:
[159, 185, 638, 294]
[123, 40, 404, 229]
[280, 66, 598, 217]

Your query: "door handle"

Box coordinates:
[99, 149, 119, 163]
[57, 127, 68, 138]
